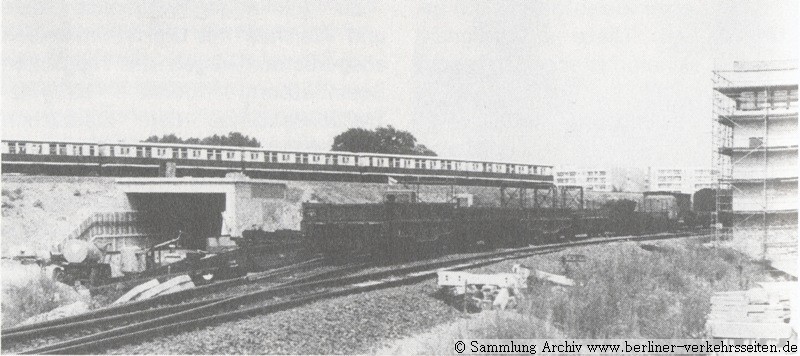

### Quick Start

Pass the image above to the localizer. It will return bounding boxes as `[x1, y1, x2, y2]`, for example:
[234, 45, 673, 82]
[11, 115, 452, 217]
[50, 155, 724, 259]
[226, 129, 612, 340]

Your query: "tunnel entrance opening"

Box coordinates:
[128, 193, 226, 250]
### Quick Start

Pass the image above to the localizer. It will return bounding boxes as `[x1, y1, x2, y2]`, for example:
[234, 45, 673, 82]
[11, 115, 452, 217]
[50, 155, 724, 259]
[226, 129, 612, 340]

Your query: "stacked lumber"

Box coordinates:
[706, 282, 795, 339]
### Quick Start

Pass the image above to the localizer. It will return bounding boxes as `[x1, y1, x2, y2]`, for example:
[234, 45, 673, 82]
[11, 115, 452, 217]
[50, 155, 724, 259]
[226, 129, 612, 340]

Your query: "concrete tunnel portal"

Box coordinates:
[127, 193, 226, 250]
[115, 177, 288, 251]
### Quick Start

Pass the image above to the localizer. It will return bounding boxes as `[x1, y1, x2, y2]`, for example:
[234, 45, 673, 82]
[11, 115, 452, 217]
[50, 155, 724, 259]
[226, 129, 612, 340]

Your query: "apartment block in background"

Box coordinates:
[647, 167, 720, 194]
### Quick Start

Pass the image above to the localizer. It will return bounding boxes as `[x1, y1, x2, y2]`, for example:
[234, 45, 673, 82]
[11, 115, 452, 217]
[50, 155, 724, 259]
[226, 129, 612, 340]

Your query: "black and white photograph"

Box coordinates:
[1, 1, 798, 354]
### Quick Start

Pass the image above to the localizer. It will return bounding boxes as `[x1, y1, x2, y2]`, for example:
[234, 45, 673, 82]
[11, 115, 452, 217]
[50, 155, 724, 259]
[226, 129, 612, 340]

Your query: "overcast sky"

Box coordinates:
[2, 1, 798, 168]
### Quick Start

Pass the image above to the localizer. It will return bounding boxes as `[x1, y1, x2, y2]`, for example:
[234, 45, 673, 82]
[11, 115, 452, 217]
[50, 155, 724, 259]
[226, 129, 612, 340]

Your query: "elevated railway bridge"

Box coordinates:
[1, 139, 555, 189]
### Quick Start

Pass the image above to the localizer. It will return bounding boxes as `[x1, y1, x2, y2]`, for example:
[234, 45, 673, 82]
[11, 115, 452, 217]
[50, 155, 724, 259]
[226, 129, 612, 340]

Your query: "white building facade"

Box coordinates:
[555, 167, 648, 192]
[647, 167, 720, 194]
[712, 61, 797, 274]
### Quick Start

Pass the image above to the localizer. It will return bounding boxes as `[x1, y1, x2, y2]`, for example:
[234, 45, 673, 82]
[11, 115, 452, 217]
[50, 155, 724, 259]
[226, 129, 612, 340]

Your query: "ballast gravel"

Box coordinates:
[109, 280, 464, 354]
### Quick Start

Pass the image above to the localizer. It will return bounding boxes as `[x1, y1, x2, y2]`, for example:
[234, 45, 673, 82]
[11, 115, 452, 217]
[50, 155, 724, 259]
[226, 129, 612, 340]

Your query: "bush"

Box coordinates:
[524, 240, 768, 339]
[2, 188, 24, 201]
[1, 273, 81, 327]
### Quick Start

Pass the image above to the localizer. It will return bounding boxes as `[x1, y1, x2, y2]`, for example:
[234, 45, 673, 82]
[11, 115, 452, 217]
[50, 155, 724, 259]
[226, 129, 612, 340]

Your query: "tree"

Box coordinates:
[331, 125, 437, 156]
[692, 188, 715, 212]
[142, 132, 261, 147]
[143, 134, 183, 144]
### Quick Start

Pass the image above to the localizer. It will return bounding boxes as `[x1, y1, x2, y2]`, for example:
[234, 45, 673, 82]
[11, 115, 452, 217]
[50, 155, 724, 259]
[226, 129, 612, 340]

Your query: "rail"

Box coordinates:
[4, 230, 709, 354]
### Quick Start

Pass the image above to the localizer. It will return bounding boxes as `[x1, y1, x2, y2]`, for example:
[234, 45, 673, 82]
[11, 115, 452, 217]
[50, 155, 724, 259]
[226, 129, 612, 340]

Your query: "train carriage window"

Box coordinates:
[225, 151, 236, 160]
[49, 145, 58, 155]
[27, 144, 41, 154]
[249, 152, 261, 161]
[300, 154, 308, 164]
[377, 157, 389, 167]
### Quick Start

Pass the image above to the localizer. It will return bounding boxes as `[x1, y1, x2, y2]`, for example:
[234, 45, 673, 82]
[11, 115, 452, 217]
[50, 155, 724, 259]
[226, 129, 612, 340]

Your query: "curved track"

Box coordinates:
[7, 231, 709, 354]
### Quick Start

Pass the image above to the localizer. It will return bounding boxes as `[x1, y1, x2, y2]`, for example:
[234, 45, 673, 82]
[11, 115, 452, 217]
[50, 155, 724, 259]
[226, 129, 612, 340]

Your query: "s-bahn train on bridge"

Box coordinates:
[1, 140, 552, 185]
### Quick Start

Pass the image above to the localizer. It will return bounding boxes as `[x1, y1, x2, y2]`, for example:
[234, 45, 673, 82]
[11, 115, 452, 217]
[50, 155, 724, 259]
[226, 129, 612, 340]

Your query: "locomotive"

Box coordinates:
[302, 189, 698, 260]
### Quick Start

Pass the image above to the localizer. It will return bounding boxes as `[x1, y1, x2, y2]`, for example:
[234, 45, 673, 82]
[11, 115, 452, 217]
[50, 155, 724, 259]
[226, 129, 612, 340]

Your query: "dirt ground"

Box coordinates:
[1, 176, 131, 257]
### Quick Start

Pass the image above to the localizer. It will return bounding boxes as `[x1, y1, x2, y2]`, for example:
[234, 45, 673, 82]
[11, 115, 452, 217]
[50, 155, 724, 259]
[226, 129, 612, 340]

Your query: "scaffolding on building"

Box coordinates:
[711, 60, 798, 260]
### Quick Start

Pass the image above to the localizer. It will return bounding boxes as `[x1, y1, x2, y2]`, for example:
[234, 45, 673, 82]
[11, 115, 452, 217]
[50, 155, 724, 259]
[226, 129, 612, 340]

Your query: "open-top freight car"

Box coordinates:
[301, 188, 610, 260]
[302, 188, 703, 260]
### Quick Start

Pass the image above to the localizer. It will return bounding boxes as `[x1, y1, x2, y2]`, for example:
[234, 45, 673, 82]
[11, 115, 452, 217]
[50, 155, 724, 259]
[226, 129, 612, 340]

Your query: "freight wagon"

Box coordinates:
[302, 189, 701, 260]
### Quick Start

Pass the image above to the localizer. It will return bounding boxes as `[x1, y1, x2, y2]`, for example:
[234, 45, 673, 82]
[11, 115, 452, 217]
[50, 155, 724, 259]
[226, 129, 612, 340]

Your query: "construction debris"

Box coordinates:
[19, 301, 90, 326]
[112, 279, 159, 305]
[706, 281, 796, 339]
[533, 270, 575, 287]
[437, 264, 530, 311]
[112, 275, 195, 305]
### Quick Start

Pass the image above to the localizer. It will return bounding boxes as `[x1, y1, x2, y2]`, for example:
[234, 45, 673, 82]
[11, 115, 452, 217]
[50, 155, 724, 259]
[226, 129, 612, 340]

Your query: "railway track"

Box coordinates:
[1, 259, 365, 350]
[6, 230, 709, 354]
